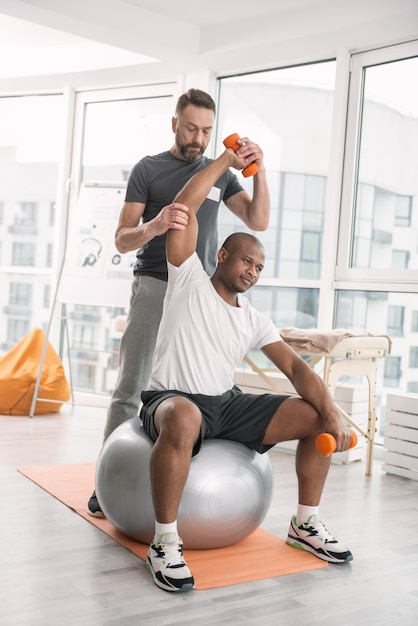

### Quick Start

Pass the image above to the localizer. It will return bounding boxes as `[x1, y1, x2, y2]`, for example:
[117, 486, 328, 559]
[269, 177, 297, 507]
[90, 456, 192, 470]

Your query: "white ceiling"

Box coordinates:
[0, 13, 156, 78]
[0, 0, 416, 83]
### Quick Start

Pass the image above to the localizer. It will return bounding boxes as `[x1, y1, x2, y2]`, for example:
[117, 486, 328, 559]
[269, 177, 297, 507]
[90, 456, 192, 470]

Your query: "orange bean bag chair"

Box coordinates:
[0, 327, 71, 415]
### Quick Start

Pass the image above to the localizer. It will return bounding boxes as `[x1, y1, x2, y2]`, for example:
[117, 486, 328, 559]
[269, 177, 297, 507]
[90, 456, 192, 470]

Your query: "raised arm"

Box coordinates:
[224, 136, 270, 232]
[167, 149, 244, 267]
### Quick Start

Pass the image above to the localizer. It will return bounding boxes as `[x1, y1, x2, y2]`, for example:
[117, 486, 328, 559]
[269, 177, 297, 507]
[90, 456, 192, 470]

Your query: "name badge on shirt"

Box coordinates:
[207, 186, 221, 202]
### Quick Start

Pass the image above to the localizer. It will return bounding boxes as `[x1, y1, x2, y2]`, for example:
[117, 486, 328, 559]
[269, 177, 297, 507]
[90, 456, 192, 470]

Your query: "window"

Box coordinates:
[412, 311, 418, 333]
[7, 319, 30, 345]
[46, 243, 53, 268]
[335, 290, 418, 436]
[217, 61, 335, 336]
[338, 42, 418, 285]
[334, 291, 376, 330]
[72, 324, 98, 351]
[0, 85, 177, 396]
[73, 363, 96, 391]
[217, 51, 418, 446]
[12, 242, 35, 266]
[43, 284, 51, 309]
[395, 195, 412, 227]
[75, 88, 173, 184]
[384, 356, 402, 387]
[409, 347, 418, 368]
[248, 286, 319, 329]
[387, 305, 404, 337]
[280, 173, 325, 279]
[217, 65, 334, 281]
[246, 286, 319, 368]
[9, 282, 32, 306]
[63, 85, 175, 394]
[335, 41, 418, 440]
[49, 202, 56, 227]
[0, 92, 64, 358]
[301, 232, 321, 263]
[392, 250, 410, 270]
[15, 202, 37, 226]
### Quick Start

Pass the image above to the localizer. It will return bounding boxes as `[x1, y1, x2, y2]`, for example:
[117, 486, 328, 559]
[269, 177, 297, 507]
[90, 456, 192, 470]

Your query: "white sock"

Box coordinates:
[296, 504, 319, 526]
[155, 520, 178, 540]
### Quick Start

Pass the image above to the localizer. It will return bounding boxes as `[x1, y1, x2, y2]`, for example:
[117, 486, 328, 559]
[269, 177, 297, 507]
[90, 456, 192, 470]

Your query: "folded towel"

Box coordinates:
[279, 327, 378, 354]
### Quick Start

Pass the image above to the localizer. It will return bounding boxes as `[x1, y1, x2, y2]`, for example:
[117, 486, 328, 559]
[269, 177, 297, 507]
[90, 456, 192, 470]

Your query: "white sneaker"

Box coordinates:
[286, 515, 353, 563]
[146, 533, 195, 592]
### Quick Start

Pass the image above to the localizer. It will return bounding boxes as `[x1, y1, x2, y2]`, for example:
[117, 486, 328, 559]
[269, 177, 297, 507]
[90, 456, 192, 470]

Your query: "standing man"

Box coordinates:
[88, 88, 270, 516]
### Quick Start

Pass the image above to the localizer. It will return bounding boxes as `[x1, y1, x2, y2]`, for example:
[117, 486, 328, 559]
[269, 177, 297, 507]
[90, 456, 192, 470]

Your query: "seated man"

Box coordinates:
[140, 146, 353, 593]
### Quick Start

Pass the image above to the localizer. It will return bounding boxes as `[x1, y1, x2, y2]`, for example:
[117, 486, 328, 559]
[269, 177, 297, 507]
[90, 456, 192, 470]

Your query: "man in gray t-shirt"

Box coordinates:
[88, 87, 270, 518]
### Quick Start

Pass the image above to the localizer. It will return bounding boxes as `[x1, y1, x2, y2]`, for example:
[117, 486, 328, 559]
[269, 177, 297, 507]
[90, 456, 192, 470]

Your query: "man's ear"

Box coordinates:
[171, 116, 177, 133]
[217, 247, 229, 264]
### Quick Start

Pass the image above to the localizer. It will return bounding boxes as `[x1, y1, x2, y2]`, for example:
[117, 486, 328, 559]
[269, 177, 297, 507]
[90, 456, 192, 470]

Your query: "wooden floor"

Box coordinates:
[1, 404, 417, 626]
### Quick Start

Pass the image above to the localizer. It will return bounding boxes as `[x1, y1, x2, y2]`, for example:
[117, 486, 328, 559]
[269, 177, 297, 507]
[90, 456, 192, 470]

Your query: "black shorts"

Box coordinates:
[140, 386, 290, 456]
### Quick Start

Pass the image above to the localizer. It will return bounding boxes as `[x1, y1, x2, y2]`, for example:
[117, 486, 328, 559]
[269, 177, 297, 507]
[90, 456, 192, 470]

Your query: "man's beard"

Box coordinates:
[176, 139, 205, 162]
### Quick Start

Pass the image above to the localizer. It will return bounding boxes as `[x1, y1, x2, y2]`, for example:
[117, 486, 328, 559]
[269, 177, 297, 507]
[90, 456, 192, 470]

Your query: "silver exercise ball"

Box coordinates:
[96, 417, 273, 549]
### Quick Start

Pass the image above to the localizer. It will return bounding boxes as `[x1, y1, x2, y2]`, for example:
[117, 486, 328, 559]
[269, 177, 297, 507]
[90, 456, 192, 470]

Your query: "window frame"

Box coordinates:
[336, 40, 418, 292]
[69, 82, 178, 221]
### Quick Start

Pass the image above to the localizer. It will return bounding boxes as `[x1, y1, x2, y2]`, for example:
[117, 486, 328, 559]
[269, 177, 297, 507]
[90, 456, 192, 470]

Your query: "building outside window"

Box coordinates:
[0, 93, 64, 354]
[336, 44, 418, 435]
[217, 44, 418, 440]
[64, 86, 174, 395]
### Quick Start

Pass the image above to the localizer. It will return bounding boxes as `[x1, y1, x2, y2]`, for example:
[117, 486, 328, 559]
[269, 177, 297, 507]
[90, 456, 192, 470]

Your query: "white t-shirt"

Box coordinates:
[148, 253, 281, 396]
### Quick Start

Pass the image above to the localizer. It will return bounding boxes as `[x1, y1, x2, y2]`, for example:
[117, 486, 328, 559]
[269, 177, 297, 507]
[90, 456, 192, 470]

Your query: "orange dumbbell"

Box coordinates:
[223, 133, 259, 178]
[315, 430, 358, 456]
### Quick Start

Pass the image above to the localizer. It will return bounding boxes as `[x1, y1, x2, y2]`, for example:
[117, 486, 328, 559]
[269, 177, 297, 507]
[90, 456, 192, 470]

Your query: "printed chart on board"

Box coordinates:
[58, 182, 135, 307]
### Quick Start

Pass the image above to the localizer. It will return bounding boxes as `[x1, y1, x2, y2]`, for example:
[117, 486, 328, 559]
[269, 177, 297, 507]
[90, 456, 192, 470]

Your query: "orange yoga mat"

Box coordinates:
[17, 463, 327, 589]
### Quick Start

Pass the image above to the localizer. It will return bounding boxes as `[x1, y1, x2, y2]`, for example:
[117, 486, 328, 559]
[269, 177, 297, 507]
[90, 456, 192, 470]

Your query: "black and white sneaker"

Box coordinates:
[87, 490, 105, 518]
[147, 533, 194, 592]
[286, 514, 353, 563]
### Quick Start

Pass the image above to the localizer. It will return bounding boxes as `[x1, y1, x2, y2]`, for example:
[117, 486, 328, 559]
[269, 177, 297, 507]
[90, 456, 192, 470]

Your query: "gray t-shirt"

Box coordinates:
[125, 151, 244, 280]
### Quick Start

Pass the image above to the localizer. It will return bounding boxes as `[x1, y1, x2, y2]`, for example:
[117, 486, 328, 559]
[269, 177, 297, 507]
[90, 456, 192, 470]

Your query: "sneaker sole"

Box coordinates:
[146, 561, 194, 592]
[87, 508, 105, 518]
[286, 537, 353, 564]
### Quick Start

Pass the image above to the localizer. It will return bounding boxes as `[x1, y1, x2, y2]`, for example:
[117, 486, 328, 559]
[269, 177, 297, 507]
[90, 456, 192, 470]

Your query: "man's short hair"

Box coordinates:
[221, 232, 264, 254]
[175, 89, 216, 116]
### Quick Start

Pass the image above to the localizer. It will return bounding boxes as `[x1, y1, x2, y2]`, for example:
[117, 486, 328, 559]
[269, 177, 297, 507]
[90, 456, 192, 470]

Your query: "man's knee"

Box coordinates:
[156, 396, 202, 443]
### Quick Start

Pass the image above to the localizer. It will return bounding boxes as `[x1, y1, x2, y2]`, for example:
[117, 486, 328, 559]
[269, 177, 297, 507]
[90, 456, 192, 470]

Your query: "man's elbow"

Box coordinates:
[248, 215, 270, 232]
[114, 232, 132, 254]
[254, 219, 269, 232]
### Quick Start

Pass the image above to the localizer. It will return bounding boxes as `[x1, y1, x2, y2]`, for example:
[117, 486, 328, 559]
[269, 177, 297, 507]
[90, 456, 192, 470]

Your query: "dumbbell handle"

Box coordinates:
[223, 133, 259, 178]
[316, 430, 358, 456]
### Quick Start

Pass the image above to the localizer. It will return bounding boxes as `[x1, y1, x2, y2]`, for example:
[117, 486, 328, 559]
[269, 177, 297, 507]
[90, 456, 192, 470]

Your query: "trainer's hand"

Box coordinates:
[235, 136, 265, 171]
[151, 202, 189, 236]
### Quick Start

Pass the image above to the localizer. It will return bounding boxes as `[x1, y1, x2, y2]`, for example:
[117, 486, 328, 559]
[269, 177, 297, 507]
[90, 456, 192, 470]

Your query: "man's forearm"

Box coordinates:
[174, 151, 235, 215]
[115, 220, 160, 254]
[248, 168, 270, 231]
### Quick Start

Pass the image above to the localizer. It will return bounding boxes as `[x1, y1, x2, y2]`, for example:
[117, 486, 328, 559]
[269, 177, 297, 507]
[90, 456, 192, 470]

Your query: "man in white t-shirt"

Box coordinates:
[140, 147, 354, 593]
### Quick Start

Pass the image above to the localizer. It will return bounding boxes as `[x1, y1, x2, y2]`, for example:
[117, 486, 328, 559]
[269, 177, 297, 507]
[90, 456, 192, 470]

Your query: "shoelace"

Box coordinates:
[152, 539, 185, 566]
[306, 519, 336, 543]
